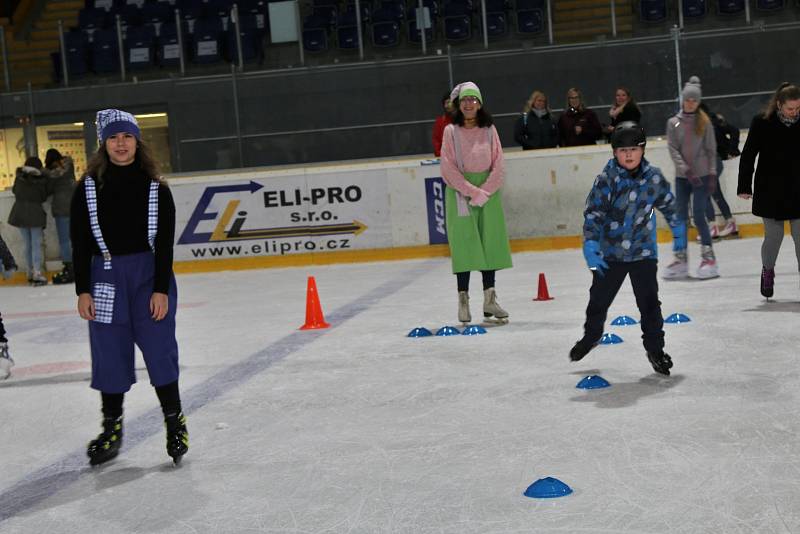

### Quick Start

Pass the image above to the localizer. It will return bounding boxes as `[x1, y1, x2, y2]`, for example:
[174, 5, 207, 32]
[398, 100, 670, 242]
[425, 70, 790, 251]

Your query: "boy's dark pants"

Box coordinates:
[583, 259, 664, 353]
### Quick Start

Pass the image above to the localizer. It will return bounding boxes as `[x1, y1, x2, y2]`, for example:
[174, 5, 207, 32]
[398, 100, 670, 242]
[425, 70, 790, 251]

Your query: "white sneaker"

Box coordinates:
[717, 219, 738, 238]
[696, 245, 720, 279]
[30, 271, 47, 286]
[0, 343, 13, 380]
[458, 291, 471, 324]
[662, 251, 689, 279]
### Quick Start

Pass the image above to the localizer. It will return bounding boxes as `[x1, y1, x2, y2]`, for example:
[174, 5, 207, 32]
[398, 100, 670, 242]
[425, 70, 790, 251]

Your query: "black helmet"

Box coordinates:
[611, 121, 646, 149]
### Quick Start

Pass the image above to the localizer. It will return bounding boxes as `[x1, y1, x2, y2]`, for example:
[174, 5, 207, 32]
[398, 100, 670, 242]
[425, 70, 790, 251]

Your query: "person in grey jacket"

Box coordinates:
[663, 76, 719, 280]
[514, 90, 558, 150]
[45, 149, 76, 284]
[8, 157, 48, 286]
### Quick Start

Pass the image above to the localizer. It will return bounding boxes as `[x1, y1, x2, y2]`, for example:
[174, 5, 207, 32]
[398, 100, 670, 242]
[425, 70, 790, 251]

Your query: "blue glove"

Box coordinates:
[583, 240, 608, 275]
[672, 221, 687, 252]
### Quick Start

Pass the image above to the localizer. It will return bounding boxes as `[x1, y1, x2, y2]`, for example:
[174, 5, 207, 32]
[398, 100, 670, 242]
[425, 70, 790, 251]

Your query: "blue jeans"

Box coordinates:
[54, 216, 72, 263]
[675, 176, 713, 246]
[704, 157, 732, 222]
[19, 227, 44, 275]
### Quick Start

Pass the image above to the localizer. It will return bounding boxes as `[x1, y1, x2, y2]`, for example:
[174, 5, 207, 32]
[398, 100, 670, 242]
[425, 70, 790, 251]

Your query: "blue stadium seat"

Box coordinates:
[717, 0, 745, 14]
[756, 0, 783, 9]
[125, 24, 156, 68]
[238, 0, 267, 32]
[302, 27, 328, 51]
[78, 8, 109, 31]
[336, 12, 360, 49]
[640, 0, 667, 21]
[344, 0, 371, 24]
[312, 3, 338, 28]
[682, 0, 705, 17]
[515, 0, 543, 8]
[371, 18, 400, 46]
[515, 6, 542, 33]
[141, 1, 174, 31]
[407, 5, 435, 43]
[485, 11, 506, 35]
[226, 13, 262, 61]
[443, 2, 470, 41]
[58, 30, 90, 77]
[90, 29, 120, 73]
[191, 17, 224, 63]
[157, 21, 187, 66]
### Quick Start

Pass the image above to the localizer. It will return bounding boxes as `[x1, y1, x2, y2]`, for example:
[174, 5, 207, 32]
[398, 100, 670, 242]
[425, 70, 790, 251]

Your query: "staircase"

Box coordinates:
[4, 0, 82, 90]
[552, 0, 633, 43]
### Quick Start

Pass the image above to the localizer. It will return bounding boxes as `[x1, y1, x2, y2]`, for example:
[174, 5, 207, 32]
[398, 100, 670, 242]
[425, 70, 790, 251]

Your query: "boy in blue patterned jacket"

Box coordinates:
[570, 122, 687, 375]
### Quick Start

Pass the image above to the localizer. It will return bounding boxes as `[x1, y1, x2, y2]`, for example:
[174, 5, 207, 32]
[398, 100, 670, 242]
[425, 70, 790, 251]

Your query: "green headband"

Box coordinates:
[459, 88, 483, 104]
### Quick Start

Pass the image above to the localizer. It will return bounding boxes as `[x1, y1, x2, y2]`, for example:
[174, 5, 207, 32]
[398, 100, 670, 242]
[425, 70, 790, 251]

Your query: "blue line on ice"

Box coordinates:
[0, 261, 435, 524]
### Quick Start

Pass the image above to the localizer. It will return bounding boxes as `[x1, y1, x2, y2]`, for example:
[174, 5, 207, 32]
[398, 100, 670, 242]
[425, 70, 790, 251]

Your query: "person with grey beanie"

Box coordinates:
[663, 76, 720, 280]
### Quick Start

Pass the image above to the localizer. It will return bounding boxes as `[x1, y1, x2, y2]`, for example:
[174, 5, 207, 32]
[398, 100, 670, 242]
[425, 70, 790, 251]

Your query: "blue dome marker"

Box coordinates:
[407, 327, 433, 338]
[462, 325, 487, 335]
[600, 332, 623, 344]
[665, 313, 691, 324]
[524, 477, 573, 499]
[611, 315, 638, 326]
[576, 375, 611, 389]
[435, 326, 461, 336]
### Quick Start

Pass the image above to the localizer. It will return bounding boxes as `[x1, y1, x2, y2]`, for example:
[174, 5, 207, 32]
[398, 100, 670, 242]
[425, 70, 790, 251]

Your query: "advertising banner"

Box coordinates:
[173, 169, 391, 261]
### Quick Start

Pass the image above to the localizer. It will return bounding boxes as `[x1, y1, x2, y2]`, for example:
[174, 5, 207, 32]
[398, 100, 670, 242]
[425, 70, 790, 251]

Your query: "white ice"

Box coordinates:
[1, 236, 800, 533]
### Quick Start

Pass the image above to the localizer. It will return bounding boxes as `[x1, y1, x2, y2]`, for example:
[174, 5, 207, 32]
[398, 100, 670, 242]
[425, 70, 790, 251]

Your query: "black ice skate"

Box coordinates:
[646, 351, 673, 376]
[760, 267, 774, 299]
[569, 338, 598, 362]
[165, 412, 189, 464]
[52, 262, 74, 285]
[87, 416, 123, 466]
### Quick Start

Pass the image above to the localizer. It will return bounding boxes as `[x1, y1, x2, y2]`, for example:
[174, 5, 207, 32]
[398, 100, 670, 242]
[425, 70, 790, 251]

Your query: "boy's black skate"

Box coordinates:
[165, 412, 188, 464]
[646, 351, 673, 376]
[569, 338, 598, 362]
[87, 417, 123, 466]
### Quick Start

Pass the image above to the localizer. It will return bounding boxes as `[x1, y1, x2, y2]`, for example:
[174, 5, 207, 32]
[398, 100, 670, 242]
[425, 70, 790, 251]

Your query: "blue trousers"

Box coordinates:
[54, 216, 72, 263]
[675, 176, 713, 246]
[88, 252, 179, 393]
[704, 157, 732, 222]
[18, 227, 44, 275]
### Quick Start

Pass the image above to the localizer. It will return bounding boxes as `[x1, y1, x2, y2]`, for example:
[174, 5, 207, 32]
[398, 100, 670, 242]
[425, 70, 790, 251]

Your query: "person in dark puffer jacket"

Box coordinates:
[45, 149, 77, 284]
[514, 90, 558, 150]
[8, 157, 48, 286]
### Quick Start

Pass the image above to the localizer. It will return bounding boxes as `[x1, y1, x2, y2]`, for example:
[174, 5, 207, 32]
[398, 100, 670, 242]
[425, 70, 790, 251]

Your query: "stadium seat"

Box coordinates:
[336, 12, 360, 49]
[515, 6, 542, 33]
[90, 28, 120, 73]
[226, 13, 263, 61]
[682, 0, 705, 17]
[125, 24, 157, 68]
[158, 20, 187, 66]
[756, 0, 783, 9]
[717, 0, 745, 14]
[443, 2, 471, 41]
[639, 0, 667, 21]
[191, 17, 224, 63]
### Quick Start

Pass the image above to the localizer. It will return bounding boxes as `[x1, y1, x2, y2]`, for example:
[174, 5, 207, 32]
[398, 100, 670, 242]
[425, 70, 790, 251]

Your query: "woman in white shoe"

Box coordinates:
[665, 76, 719, 280]
[738, 82, 800, 298]
[440, 81, 512, 324]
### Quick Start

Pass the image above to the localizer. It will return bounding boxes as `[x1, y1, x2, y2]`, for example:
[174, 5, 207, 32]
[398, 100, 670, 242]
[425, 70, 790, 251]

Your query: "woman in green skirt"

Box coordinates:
[440, 81, 513, 324]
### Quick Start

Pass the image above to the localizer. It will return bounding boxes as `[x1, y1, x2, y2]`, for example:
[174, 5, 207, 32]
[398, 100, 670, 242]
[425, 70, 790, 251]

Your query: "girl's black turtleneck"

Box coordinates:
[70, 161, 176, 296]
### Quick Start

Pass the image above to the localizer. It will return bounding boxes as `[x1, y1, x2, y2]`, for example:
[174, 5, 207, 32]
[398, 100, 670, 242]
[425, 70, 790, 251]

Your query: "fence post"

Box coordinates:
[116, 14, 126, 81]
[57, 20, 69, 87]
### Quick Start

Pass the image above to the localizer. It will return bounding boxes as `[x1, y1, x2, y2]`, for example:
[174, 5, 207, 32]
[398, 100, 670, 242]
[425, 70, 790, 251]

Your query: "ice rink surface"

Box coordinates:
[1, 236, 799, 533]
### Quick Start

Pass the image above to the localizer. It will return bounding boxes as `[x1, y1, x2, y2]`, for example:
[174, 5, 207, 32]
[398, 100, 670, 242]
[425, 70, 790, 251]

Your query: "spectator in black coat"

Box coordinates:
[603, 86, 642, 140]
[8, 157, 48, 286]
[557, 88, 602, 147]
[514, 90, 558, 150]
[738, 82, 800, 298]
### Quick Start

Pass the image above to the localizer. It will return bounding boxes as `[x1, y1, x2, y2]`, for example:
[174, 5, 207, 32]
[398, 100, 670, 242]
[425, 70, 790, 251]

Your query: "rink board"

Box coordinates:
[0, 137, 760, 276]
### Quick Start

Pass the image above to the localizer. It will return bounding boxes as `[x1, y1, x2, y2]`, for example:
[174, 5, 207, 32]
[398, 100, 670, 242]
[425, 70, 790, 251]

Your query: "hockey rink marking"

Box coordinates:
[9, 361, 90, 377]
[3, 301, 207, 320]
[0, 262, 435, 524]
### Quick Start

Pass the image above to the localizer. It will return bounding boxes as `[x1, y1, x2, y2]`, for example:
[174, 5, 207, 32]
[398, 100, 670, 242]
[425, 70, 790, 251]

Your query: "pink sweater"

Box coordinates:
[440, 124, 505, 197]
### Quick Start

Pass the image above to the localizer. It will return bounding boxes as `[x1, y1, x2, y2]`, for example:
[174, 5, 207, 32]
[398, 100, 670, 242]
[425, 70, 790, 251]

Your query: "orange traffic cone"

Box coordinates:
[299, 276, 330, 330]
[533, 272, 554, 301]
